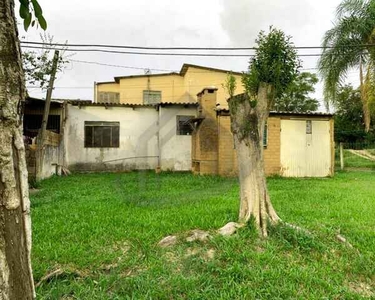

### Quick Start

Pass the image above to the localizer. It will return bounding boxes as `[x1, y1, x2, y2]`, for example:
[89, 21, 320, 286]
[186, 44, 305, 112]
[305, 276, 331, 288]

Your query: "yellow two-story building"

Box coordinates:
[94, 63, 244, 106]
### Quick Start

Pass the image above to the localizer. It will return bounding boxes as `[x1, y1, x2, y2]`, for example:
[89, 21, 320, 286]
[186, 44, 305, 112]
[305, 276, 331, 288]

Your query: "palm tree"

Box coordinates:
[319, 0, 375, 132]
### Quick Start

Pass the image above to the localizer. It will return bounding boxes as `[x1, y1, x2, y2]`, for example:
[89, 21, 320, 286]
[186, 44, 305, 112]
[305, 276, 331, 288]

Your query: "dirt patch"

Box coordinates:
[184, 247, 215, 261]
[29, 189, 40, 195]
[347, 281, 374, 298]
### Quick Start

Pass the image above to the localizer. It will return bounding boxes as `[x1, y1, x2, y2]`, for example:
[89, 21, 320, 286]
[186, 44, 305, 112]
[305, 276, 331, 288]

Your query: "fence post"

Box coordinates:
[340, 142, 344, 170]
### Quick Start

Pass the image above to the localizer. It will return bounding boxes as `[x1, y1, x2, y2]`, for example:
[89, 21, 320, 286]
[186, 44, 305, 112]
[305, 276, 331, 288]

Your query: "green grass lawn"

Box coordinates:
[31, 171, 375, 299]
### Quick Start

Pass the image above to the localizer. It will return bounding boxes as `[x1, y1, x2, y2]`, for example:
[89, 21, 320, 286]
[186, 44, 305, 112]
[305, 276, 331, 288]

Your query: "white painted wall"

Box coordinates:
[159, 106, 195, 171]
[280, 119, 331, 177]
[64, 105, 196, 172]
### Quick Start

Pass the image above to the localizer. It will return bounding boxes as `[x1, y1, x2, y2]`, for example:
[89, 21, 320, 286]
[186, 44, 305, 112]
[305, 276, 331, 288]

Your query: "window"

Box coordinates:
[143, 90, 161, 104]
[306, 120, 312, 134]
[98, 92, 120, 104]
[177, 116, 194, 135]
[263, 123, 268, 147]
[84, 121, 120, 148]
[23, 115, 61, 136]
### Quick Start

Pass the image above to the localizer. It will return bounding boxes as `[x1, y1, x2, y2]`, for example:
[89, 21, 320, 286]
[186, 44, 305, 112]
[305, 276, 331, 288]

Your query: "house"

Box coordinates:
[64, 101, 197, 171]
[192, 88, 335, 177]
[63, 63, 244, 172]
[24, 64, 335, 178]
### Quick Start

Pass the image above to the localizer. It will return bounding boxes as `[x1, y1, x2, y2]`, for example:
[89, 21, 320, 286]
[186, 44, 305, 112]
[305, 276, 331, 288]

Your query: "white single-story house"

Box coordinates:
[64, 101, 197, 172]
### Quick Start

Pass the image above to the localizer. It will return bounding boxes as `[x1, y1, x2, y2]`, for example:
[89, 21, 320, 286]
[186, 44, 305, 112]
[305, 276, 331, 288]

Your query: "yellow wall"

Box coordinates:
[96, 66, 244, 106]
[183, 67, 243, 107]
[96, 83, 119, 93]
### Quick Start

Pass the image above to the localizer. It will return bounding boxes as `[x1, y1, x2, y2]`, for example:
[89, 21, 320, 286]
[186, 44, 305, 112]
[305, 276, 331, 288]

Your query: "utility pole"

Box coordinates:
[37, 50, 59, 180]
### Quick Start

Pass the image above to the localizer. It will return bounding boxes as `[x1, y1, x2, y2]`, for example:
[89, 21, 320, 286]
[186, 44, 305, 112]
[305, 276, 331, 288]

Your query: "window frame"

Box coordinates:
[97, 92, 120, 104]
[176, 115, 194, 136]
[143, 90, 162, 105]
[84, 121, 120, 148]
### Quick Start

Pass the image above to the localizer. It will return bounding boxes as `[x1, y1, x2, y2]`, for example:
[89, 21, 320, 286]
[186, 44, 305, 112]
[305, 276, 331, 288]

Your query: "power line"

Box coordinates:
[20, 40, 375, 50]
[21, 45, 326, 57]
[70, 59, 176, 72]
[21, 45, 254, 57]
[70, 58, 320, 73]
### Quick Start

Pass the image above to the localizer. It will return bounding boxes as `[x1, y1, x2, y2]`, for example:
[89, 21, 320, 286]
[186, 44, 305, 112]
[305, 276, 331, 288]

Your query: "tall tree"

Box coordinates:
[318, 0, 375, 132]
[228, 28, 300, 236]
[0, 0, 46, 298]
[273, 72, 319, 112]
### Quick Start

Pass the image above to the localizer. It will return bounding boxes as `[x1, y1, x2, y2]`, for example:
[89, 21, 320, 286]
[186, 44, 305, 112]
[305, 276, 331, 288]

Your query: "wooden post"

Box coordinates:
[37, 50, 59, 180]
[340, 142, 344, 170]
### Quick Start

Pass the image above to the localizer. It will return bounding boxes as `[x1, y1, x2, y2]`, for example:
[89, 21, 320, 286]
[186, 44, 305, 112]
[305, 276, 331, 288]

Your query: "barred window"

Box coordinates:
[98, 92, 120, 104]
[263, 123, 268, 147]
[143, 90, 161, 104]
[84, 121, 120, 148]
[177, 116, 194, 135]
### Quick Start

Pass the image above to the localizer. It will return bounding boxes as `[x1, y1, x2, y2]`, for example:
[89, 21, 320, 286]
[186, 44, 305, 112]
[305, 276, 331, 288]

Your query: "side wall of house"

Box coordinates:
[64, 105, 196, 172]
[217, 115, 281, 176]
[159, 106, 197, 171]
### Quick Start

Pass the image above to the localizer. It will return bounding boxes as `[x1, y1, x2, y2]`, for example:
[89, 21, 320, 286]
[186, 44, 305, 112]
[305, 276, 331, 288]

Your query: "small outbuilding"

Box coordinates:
[192, 88, 335, 177]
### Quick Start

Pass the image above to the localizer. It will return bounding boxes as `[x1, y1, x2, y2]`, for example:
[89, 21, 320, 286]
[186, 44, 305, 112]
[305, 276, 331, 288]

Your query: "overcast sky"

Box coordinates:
[18, 0, 360, 108]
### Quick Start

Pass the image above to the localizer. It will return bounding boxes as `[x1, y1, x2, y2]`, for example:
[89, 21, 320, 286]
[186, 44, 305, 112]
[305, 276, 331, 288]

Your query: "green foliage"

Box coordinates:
[318, 0, 375, 105]
[18, 0, 47, 31]
[222, 73, 237, 99]
[334, 84, 375, 142]
[31, 172, 375, 299]
[242, 27, 300, 100]
[274, 72, 319, 112]
[22, 34, 70, 89]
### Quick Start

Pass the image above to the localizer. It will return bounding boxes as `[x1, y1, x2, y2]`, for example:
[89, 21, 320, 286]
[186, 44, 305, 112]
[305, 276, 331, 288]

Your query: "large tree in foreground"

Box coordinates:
[1, 0, 46, 298]
[318, 0, 375, 132]
[228, 28, 300, 237]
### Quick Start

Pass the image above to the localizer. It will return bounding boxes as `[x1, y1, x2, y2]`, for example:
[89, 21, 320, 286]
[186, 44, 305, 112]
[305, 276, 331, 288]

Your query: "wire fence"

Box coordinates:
[335, 142, 375, 170]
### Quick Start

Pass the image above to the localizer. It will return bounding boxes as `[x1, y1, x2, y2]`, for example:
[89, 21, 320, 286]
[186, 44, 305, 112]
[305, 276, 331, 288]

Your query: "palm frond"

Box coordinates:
[322, 15, 371, 49]
[319, 35, 365, 105]
[337, 0, 369, 19]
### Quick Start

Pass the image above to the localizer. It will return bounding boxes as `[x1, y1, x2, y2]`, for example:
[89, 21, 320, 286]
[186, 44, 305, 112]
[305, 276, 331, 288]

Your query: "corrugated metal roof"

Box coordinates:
[68, 101, 198, 107]
[215, 106, 333, 116]
[161, 101, 198, 106]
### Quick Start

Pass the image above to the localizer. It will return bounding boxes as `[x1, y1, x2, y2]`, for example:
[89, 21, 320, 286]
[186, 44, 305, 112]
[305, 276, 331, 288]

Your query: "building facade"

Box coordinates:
[95, 64, 244, 107]
[64, 102, 197, 172]
[192, 88, 335, 177]
[24, 64, 335, 178]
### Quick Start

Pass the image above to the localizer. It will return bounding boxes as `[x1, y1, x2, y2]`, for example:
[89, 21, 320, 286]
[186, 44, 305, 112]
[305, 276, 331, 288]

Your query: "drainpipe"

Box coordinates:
[156, 104, 161, 173]
[94, 81, 97, 103]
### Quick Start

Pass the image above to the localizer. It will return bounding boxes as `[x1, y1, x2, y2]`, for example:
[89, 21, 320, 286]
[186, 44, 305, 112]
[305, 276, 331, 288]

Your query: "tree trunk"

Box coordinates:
[0, 0, 35, 299]
[360, 60, 371, 132]
[229, 83, 280, 237]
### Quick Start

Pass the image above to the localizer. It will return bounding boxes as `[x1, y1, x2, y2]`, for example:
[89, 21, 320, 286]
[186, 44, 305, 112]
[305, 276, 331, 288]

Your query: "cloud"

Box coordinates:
[220, 0, 337, 47]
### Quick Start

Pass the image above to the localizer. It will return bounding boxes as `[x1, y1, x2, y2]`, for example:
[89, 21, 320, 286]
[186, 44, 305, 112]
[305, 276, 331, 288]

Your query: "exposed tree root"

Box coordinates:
[61, 166, 71, 176]
[336, 234, 354, 248]
[35, 267, 87, 288]
[282, 222, 312, 235]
